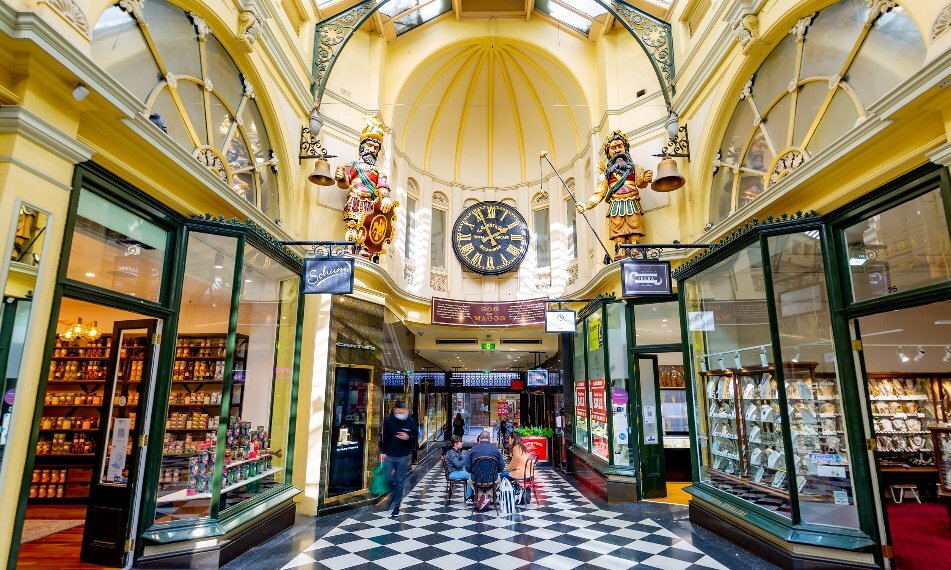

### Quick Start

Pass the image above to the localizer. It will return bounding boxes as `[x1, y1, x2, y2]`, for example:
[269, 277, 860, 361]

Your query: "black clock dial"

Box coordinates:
[452, 201, 530, 275]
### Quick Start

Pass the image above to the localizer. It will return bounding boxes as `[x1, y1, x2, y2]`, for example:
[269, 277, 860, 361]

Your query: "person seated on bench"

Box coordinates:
[466, 430, 503, 504]
[445, 436, 472, 500]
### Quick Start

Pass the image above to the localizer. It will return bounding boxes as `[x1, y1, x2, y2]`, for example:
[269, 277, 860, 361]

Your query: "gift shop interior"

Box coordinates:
[18, 229, 298, 567]
[851, 301, 951, 568]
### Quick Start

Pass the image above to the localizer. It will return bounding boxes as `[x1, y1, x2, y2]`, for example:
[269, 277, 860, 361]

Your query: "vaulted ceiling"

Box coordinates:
[392, 37, 590, 188]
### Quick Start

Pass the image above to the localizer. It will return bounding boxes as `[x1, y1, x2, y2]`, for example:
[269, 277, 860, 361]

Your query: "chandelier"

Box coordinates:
[58, 317, 102, 342]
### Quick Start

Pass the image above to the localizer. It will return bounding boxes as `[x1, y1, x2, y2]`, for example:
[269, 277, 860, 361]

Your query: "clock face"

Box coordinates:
[452, 201, 530, 275]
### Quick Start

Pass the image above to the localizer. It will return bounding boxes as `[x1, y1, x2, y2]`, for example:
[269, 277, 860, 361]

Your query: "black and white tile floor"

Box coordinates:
[272, 466, 747, 570]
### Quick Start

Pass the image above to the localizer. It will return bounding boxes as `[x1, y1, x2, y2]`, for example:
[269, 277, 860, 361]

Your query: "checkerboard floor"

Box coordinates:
[279, 466, 733, 570]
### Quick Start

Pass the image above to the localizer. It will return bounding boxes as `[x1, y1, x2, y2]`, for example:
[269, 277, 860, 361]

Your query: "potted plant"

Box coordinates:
[513, 426, 554, 464]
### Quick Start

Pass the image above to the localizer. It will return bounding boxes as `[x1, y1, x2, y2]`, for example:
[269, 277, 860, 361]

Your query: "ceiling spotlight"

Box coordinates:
[72, 83, 90, 101]
[897, 346, 910, 363]
[944, 346, 951, 363]
[791, 346, 801, 363]
[914, 346, 926, 362]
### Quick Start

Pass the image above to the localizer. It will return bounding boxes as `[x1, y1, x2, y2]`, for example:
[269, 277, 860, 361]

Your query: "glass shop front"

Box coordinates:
[13, 165, 303, 568]
[676, 165, 951, 569]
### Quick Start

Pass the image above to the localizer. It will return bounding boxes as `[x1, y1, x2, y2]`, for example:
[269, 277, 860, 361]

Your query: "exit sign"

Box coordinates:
[481, 342, 496, 350]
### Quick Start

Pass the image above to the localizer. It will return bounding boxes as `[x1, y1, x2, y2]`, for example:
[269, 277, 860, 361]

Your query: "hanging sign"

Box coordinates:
[303, 257, 354, 294]
[526, 369, 549, 387]
[590, 379, 607, 423]
[431, 297, 546, 327]
[574, 380, 588, 419]
[545, 309, 576, 333]
[621, 260, 672, 296]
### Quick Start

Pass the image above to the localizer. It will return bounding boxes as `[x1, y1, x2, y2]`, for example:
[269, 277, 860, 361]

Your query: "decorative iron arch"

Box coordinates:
[311, 0, 674, 111]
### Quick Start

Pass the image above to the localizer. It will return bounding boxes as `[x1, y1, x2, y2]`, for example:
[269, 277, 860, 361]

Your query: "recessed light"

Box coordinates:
[85, 272, 96, 278]
[245, 279, 253, 283]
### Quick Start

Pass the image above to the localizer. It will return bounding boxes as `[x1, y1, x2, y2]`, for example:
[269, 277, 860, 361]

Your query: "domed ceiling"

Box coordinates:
[393, 38, 590, 189]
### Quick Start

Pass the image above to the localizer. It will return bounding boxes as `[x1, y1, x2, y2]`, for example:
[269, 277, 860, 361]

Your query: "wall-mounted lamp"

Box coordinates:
[944, 346, 951, 363]
[72, 83, 90, 101]
[651, 110, 688, 192]
[300, 105, 337, 186]
[914, 346, 926, 362]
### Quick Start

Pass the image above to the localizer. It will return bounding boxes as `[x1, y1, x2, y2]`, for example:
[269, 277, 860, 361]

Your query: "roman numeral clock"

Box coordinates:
[451, 201, 530, 275]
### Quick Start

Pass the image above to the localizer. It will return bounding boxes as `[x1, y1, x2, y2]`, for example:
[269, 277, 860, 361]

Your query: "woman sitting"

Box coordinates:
[445, 436, 473, 500]
[502, 433, 530, 480]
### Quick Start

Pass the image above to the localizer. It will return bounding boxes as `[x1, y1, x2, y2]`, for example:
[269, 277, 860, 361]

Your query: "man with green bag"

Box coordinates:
[380, 401, 418, 517]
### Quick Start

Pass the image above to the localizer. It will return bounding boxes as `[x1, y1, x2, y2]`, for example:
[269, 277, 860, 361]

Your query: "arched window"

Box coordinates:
[532, 192, 550, 268]
[431, 191, 449, 269]
[564, 179, 577, 259]
[404, 179, 418, 259]
[92, 1, 280, 220]
[710, 1, 924, 225]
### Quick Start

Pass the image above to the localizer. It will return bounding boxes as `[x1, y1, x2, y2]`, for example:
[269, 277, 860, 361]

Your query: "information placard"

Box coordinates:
[431, 297, 546, 327]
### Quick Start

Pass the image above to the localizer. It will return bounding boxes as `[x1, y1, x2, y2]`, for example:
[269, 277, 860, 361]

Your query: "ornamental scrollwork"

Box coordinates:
[313, 1, 380, 100]
[609, 1, 674, 103]
[44, 0, 89, 36]
[769, 149, 807, 185]
[932, 4, 951, 41]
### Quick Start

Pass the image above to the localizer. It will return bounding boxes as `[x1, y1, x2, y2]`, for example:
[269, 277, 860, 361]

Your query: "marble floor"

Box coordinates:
[224, 462, 774, 570]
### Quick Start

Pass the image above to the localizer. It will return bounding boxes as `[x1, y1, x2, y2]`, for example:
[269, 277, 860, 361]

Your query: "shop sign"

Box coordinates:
[303, 257, 354, 294]
[780, 284, 824, 317]
[545, 309, 576, 333]
[431, 297, 546, 327]
[526, 369, 548, 387]
[574, 380, 587, 418]
[621, 260, 672, 296]
[611, 389, 628, 406]
[590, 379, 607, 423]
[704, 300, 769, 325]
[522, 436, 549, 462]
[587, 316, 602, 351]
[687, 311, 715, 331]
[498, 401, 510, 416]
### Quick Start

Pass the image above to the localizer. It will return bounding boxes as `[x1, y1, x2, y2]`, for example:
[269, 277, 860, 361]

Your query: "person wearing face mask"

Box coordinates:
[381, 401, 418, 517]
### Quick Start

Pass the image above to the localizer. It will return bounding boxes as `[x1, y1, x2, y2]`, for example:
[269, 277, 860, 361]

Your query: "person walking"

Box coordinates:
[381, 401, 418, 517]
[452, 413, 465, 439]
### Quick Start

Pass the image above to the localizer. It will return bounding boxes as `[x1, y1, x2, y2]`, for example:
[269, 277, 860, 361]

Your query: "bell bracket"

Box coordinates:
[654, 123, 690, 159]
[299, 126, 337, 163]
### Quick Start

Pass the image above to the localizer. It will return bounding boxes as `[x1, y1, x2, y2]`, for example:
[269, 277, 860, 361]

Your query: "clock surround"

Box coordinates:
[451, 201, 530, 275]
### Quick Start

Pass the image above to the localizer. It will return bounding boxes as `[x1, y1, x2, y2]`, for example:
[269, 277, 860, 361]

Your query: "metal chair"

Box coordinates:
[509, 453, 539, 506]
[470, 456, 501, 515]
[441, 456, 465, 507]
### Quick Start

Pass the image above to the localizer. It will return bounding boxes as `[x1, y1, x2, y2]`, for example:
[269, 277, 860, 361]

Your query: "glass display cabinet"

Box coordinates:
[930, 427, 951, 527]
[676, 215, 871, 555]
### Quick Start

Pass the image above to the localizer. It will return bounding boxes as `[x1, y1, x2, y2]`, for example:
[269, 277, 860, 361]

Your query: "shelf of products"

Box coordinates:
[868, 375, 947, 468]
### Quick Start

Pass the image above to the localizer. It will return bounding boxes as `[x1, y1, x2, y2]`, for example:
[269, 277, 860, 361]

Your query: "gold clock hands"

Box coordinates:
[482, 220, 499, 246]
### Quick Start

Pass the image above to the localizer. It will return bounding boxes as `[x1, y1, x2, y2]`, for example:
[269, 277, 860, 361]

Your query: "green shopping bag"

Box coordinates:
[370, 463, 390, 496]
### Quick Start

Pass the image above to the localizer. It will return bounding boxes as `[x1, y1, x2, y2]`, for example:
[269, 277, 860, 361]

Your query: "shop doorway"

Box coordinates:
[449, 392, 521, 444]
[18, 298, 161, 568]
[851, 300, 951, 569]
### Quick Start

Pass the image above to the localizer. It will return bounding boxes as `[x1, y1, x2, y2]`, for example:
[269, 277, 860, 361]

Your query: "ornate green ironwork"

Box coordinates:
[672, 211, 821, 279]
[191, 214, 303, 265]
[311, 0, 675, 108]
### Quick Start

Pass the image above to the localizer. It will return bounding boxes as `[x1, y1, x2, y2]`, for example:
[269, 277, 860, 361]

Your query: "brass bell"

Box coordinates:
[651, 157, 685, 192]
[308, 158, 334, 186]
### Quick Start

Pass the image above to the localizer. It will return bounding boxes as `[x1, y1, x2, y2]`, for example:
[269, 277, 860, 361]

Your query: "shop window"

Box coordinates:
[572, 320, 588, 451]
[328, 366, 371, 497]
[221, 244, 299, 512]
[634, 301, 681, 345]
[66, 189, 168, 303]
[767, 232, 859, 529]
[844, 188, 951, 302]
[586, 309, 608, 461]
[91, 1, 280, 221]
[606, 303, 631, 466]
[709, 1, 925, 225]
[683, 244, 792, 517]
[154, 233, 237, 522]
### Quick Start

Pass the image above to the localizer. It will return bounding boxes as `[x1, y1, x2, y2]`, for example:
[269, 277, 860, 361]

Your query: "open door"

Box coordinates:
[81, 319, 159, 567]
[635, 355, 666, 499]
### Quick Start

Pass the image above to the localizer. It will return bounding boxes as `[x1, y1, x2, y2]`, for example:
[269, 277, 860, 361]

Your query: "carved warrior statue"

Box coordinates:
[335, 117, 397, 260]
[577, 131, 653, 258]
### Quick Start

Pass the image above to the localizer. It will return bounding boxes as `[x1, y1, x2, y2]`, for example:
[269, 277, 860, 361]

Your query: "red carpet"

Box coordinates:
[886, 501, 951, 569]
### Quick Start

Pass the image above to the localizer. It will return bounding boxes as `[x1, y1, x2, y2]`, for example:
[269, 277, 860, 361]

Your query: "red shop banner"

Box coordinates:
[574, 380, 587, 419]
[590, 379, 607, 423]
[522, 436, 549, 462]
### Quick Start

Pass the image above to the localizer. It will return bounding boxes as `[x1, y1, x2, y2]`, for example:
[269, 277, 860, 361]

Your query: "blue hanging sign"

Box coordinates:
[303, 257, 354, 294]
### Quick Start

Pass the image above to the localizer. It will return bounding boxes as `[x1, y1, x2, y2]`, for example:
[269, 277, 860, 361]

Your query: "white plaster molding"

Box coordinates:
[731, 14, 760, 54]
[932, 4, 951, 41]
[926, 141, 951, 167]
[0, 106, 93, 164]
[0, 156, 72, 191]
[41, 0, 88, 37]
[790, 13, 816, 42]
[672, 9, 735, 114]
[722, 0, 766, 24]
[0, 4, 144, 118]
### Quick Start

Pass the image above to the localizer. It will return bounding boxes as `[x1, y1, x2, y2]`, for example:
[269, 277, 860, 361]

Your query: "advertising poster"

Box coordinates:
[574, 380, 587, 418]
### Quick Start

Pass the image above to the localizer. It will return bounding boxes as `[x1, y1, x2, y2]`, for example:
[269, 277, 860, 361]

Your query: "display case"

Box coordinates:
[931, 427, 951, 496]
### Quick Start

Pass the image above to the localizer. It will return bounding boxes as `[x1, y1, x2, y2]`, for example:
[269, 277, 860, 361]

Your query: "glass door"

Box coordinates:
[635, 356, 666, 498]
[81, 319, 159, 567]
